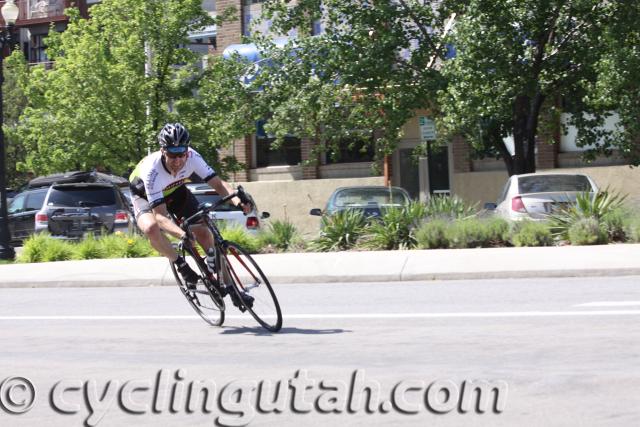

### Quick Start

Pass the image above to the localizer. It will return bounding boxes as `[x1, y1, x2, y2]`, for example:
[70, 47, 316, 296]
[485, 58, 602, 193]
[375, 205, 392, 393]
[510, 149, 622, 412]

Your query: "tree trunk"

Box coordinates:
[525, 92, 546, 173]
[511, 94, 538, 175]
[491, 129, 514, 176]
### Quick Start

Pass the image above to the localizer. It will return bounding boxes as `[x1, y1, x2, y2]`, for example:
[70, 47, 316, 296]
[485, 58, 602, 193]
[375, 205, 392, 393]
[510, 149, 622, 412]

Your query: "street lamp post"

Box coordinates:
[0, 0, 19, 260]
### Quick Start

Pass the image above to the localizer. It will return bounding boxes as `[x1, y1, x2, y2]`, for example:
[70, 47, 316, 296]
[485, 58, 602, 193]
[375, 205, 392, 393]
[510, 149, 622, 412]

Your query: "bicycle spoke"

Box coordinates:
[223, 243, 282, 332]
[171, 248, 225, 327]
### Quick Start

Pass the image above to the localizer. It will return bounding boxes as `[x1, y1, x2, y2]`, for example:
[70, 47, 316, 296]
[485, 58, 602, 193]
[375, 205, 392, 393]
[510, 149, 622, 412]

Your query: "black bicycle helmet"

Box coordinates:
[158, 122, 190, 150]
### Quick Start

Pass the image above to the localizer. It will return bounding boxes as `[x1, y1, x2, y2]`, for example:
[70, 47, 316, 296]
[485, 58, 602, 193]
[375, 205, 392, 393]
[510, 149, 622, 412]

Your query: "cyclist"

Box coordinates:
[129, 122, 251, 290]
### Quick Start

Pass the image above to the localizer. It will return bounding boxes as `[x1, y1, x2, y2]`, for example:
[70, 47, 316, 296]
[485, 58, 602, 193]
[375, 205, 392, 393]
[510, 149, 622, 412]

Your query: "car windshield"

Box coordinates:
[334, 188, 408, 207]
[518, 175, 593, 194]
[47, 186, 116, 207]
[193, 193, 241, 212]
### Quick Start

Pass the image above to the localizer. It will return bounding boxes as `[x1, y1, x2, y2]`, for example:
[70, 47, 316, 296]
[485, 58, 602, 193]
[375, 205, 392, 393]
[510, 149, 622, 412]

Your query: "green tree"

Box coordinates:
[214, 1, 637, 176]
[175, 53, 257, 178]
[2, 51, 29, 187]
[15, 0, 216, 176]
[208, 0, 449, 165]
[578, 0, 640, 166]
[437, 0, 631, 175]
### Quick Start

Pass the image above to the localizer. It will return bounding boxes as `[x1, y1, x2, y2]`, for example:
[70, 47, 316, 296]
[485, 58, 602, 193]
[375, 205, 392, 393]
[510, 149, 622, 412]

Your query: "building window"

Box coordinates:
[325, 137, 375, 164]
[242, 0, 270, 37]
[29, 0, 65, 18]
[312, 20, 323, 35]
[202, 0, 216, 12]
[256, 136, 301, 167]
[30, 34, 48, 64]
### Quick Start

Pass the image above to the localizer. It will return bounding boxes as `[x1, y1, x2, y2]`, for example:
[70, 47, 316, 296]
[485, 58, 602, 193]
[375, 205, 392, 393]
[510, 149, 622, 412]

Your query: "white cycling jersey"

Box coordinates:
[129, 148, 216, 208]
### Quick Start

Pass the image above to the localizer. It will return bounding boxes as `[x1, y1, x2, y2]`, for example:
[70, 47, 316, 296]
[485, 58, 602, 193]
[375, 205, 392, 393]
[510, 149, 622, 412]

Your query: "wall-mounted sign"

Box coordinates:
[419, 116, 437, 141]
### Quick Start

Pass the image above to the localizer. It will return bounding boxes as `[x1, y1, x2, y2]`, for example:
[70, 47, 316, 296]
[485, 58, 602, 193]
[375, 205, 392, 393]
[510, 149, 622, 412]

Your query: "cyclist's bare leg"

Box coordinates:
[191, 223, 214, 253]
[137, 212, 179, 261]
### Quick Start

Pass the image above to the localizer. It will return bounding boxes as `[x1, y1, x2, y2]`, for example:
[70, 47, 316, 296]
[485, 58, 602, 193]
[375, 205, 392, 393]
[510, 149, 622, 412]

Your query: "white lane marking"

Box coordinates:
[574, 301, 640, 308]
[1, 310, 640, 321]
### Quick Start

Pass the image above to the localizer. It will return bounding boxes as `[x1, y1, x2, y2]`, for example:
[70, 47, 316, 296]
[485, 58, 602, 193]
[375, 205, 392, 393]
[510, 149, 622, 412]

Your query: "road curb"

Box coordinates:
[1, 244, 639, 288]
[0, 268, 639, 288]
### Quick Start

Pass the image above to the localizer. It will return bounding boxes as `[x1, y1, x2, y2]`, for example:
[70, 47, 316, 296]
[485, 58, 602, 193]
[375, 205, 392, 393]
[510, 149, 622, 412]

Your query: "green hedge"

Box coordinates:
[18, 232, 158, 263]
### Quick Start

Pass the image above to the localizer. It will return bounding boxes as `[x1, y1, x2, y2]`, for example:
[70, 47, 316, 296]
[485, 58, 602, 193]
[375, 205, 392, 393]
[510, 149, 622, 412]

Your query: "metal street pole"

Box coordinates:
[0, 0, 19, 260]
[0, 45, 15, 260]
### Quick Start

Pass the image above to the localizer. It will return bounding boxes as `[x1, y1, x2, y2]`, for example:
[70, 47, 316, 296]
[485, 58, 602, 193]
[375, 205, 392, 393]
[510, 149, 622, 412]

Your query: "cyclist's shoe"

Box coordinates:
[218, 283, 228, 297]
[217, 281, 229, 298]
[240, 292, 254, 309]
[176, 259, 199, 290]
[229, 289, 254, 312]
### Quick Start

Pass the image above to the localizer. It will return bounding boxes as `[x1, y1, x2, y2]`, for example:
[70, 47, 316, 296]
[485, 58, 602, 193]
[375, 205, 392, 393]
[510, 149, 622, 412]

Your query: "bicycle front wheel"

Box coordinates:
[221, 242, 282, 332]
[171, 247, 225, 327]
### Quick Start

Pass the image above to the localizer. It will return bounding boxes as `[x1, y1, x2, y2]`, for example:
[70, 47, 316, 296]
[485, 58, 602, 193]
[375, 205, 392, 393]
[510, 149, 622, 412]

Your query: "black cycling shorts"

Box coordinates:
[132, 184, 199, 222]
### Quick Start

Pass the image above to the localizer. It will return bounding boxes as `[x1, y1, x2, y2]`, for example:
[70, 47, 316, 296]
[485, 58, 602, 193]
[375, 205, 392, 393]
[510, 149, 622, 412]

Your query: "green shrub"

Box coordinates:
[626, 218, 640, 243]
[17, 232, 157, 263]
[445, 219, 498, 249]
[602, 207, 632, 242]
[259, 219, 300, 252]
[311, 209, 367, 251]
[549, 190, 626, 240]
[18, 233, 50, 263]
[287, 238, 309, 253]
[424, 195, 477, 220]
[415, 219, 449, 249]
[220, 225, 262, 253]
[95, 233, 157, 258]
[19, 233, 74, 263]
[510, 221, 553, 247]
[123, 235, 157, 258]
[73, 234, 106, 260]
[568, 217, 608, 245]
[403, 201, 428, 226]
[97, 234, 128, 258]
[362, 201, 431, 250]
[42, 239, 75, 262]
[484, 217, 510, 245]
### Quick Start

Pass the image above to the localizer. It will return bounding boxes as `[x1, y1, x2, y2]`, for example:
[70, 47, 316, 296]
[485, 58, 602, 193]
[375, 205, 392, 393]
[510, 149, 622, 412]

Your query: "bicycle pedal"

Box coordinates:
[185, 289, 198, 304]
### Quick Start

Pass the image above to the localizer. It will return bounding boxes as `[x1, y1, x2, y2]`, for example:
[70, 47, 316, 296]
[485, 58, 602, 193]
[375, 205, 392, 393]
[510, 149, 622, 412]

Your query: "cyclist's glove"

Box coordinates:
[236, 186, 254, 214]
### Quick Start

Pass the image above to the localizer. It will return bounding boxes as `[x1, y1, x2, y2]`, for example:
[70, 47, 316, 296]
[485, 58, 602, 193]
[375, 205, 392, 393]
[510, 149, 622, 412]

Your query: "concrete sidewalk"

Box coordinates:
[1, 244, 639, 288]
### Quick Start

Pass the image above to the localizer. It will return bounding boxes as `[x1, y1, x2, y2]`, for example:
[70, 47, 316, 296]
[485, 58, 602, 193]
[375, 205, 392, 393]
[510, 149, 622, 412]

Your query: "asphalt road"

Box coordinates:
[0, 276, 639, 426]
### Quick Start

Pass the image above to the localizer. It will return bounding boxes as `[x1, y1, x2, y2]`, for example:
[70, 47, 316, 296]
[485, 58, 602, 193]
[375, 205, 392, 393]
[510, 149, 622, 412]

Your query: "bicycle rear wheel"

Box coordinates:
[221, 242, 282, 332]
[171, 246, 225, 327]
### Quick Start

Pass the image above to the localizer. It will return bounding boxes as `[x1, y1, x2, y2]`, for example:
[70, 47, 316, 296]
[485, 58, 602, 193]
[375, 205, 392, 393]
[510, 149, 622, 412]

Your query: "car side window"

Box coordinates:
[25, 191, 47, 211]
[496, 178, 511, 204]
[8, 194, 26, 214]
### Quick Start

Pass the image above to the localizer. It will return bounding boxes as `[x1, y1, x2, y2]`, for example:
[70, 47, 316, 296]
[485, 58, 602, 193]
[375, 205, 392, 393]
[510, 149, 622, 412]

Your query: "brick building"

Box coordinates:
[2, 1, 98, 66]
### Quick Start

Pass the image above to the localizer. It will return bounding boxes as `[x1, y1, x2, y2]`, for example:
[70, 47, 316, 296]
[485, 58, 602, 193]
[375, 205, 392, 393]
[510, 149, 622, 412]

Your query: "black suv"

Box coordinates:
[34, 183, 133, 240]
[6, 187, 49, 244]
[7, 171, 134, 243]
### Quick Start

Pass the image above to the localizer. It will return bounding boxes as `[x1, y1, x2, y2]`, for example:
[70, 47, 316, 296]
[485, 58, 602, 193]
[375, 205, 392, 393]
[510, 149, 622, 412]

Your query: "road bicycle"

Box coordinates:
[169, 187, 282, 332]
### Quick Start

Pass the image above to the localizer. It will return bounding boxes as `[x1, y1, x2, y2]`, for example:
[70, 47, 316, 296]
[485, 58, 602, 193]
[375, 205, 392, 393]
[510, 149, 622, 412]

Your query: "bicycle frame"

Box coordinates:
[171, 186, 282, 331]
[176, 210, 236, 286]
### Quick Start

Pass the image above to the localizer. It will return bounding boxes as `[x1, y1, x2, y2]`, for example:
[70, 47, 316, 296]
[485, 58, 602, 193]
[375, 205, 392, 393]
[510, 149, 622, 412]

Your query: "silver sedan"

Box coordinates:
[485, 173, 599, 221]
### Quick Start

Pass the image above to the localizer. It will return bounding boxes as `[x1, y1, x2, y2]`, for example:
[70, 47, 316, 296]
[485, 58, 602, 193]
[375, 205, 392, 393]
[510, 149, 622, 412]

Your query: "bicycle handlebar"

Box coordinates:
[180, 185, 251, 230]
